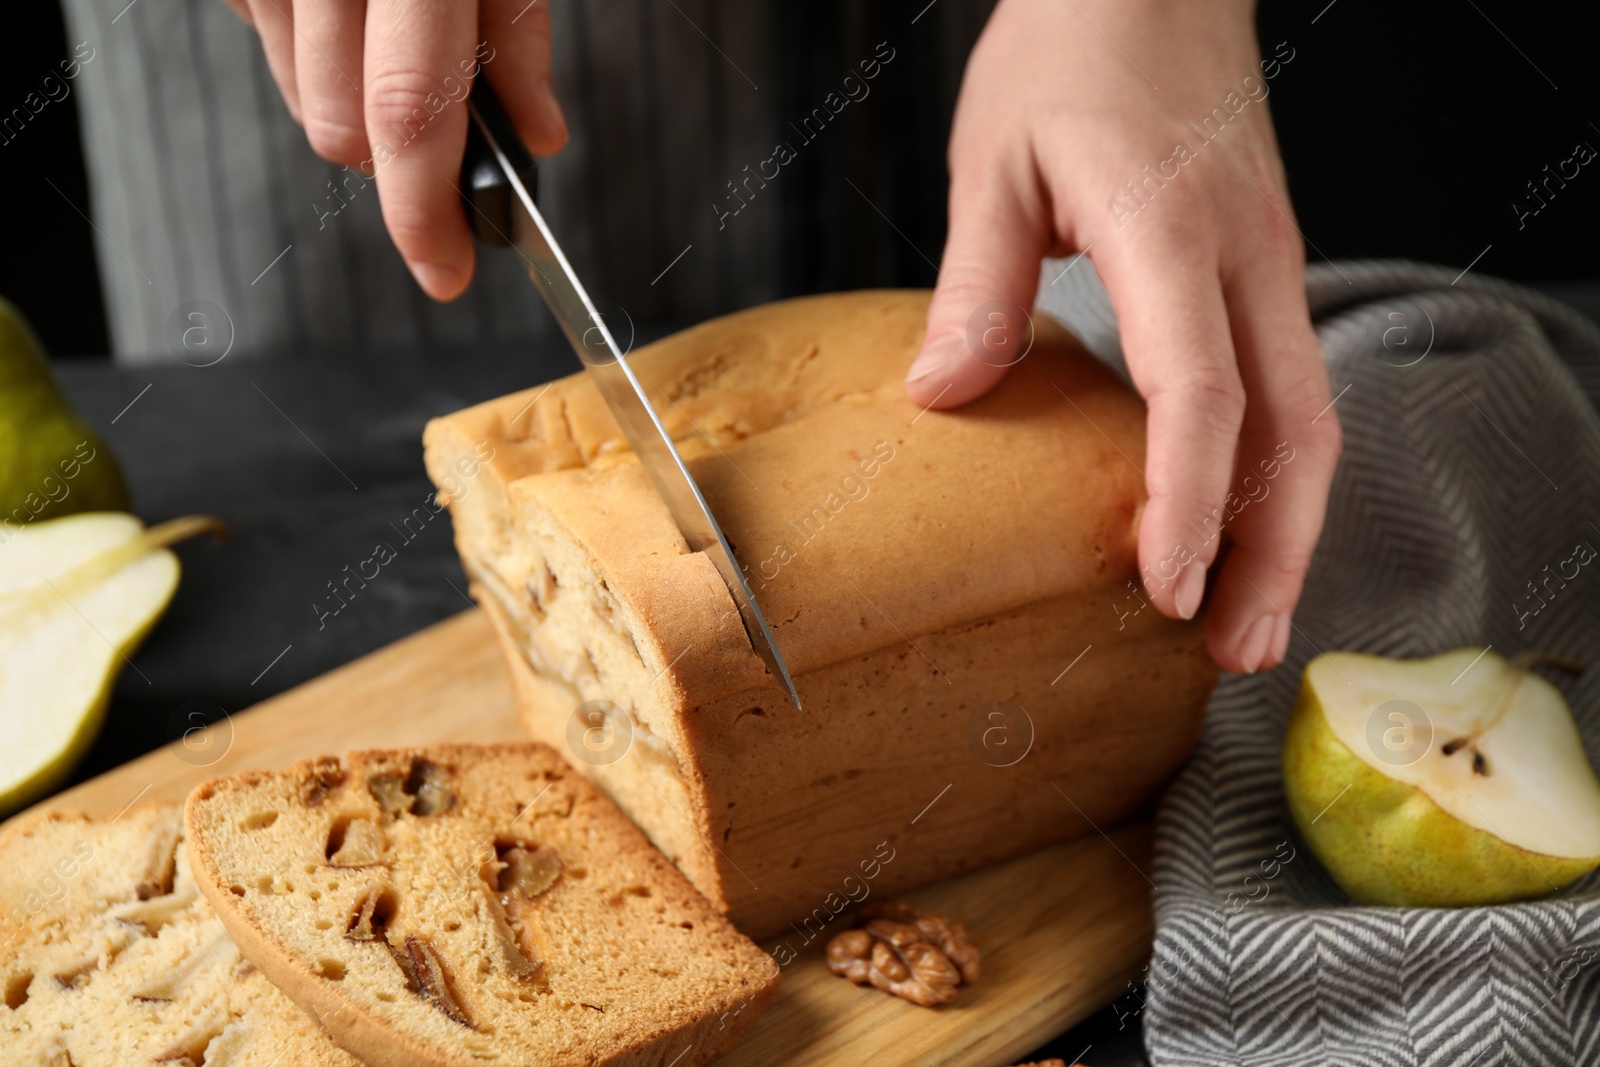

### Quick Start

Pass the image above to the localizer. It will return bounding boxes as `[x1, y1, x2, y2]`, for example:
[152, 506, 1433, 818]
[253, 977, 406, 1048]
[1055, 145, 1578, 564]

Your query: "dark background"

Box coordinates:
[4, 0, 1599, 356]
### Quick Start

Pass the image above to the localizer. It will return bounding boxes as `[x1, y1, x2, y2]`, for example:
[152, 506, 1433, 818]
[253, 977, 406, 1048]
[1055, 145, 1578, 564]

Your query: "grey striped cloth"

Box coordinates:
[1039, 259, 1600, 1067]
[60, 0, 987, 363]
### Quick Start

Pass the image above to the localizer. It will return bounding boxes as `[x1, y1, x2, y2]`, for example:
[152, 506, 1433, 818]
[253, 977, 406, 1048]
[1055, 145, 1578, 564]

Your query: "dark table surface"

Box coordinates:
[52, 333, 1149, 1067]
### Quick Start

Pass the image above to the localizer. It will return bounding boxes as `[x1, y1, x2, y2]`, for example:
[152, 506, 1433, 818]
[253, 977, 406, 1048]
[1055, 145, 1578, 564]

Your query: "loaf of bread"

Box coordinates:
[423, 291, 1217, 937]
[0, 805, 358, 1066]
[183, 743, 779, 1067]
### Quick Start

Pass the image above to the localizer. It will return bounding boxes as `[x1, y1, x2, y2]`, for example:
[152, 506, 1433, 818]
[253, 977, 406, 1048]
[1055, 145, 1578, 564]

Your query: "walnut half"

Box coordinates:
[860, 900, 980, 983]
[825, 901, 980, 1007]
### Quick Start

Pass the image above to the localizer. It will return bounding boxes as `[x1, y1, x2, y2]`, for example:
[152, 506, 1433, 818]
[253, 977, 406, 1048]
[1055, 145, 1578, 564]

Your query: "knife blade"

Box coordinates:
[460, 83, 802, 711]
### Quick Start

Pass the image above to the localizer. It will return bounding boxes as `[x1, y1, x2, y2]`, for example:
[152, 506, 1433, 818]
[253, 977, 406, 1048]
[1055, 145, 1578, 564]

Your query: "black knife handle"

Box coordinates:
[461, 80, 538, 248]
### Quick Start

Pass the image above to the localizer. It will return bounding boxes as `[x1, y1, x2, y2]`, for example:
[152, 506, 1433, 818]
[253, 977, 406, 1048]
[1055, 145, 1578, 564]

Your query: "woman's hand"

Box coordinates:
[908, 0, 1341, 674]
[224, 0, 567, 299]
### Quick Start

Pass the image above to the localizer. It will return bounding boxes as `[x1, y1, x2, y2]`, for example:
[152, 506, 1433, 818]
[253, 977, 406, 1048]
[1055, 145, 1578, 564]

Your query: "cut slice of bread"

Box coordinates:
[184, 743, 780, 1067]
[0, 805, 358, 1067]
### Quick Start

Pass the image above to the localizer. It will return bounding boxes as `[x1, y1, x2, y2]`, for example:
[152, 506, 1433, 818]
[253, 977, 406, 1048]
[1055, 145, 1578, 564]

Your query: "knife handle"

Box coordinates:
[461, 80, 539, 249]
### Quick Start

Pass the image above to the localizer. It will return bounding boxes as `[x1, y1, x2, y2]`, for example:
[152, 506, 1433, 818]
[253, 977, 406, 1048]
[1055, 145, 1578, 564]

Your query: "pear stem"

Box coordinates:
[0, 515, 227, 627]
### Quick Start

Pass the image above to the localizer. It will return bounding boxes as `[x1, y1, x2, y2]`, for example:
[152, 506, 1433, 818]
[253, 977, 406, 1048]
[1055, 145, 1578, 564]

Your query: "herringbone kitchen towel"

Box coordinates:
[1037, 260, 1600, 1067]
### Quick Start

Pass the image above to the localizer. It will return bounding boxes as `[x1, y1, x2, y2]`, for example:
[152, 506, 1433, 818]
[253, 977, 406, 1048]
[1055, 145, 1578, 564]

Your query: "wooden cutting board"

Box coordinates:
[24, 610, 1154, 1067]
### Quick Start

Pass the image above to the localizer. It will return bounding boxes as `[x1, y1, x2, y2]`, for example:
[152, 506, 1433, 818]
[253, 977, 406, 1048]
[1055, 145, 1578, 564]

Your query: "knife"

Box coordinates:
[459, 82, 802, 711]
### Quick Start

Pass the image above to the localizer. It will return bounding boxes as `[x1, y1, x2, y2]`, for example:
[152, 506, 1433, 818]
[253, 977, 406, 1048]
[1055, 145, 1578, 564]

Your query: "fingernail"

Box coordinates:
[1266, 614, 1291, 668]
[1173, 562, 1206, 621]
[411, 261, 463, 298]
[907, 336, 963, 385]
[1238, 615, 1276, 674]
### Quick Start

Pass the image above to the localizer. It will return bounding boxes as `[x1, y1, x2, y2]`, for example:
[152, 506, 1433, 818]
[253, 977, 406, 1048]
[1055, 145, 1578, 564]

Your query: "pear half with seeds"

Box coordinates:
[1283, 648, 1600, 907]
[0, 512, 223, 814]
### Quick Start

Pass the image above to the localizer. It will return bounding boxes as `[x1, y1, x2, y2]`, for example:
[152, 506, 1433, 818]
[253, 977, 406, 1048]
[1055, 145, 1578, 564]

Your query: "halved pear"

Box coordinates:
[0, 513, 221, 814]
[1283, 648, 1600, 907]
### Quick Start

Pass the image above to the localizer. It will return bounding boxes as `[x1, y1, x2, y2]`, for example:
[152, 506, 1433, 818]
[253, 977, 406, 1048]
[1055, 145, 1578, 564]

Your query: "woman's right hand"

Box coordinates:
[906, 0, 1342, 675]
[223, 0, 567, 300]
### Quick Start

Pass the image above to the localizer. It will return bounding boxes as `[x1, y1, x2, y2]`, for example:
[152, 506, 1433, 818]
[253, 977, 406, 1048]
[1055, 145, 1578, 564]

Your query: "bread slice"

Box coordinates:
[184, 743, 780, 1067]
[423, 290, 1217, 935]
[0, 805, 358, 1066]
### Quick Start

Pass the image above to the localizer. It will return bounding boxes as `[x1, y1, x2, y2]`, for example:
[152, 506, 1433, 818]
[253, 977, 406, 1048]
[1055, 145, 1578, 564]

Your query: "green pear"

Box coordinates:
[0, 512, 223, 815]
[1283, 648, 1600, 907]
[0, 297, 130, 532]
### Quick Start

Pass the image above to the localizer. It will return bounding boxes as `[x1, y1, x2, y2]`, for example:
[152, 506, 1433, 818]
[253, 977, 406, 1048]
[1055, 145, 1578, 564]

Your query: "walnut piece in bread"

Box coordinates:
[184, 743, 779, 1067]
[0, 806, 358, 1067]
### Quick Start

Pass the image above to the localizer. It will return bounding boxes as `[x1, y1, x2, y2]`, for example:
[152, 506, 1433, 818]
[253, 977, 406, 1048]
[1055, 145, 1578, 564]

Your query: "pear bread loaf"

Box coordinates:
[424, 290, 1219, 936]
[183, 742, 780, 1067]
[0, 805, 358, 1067]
